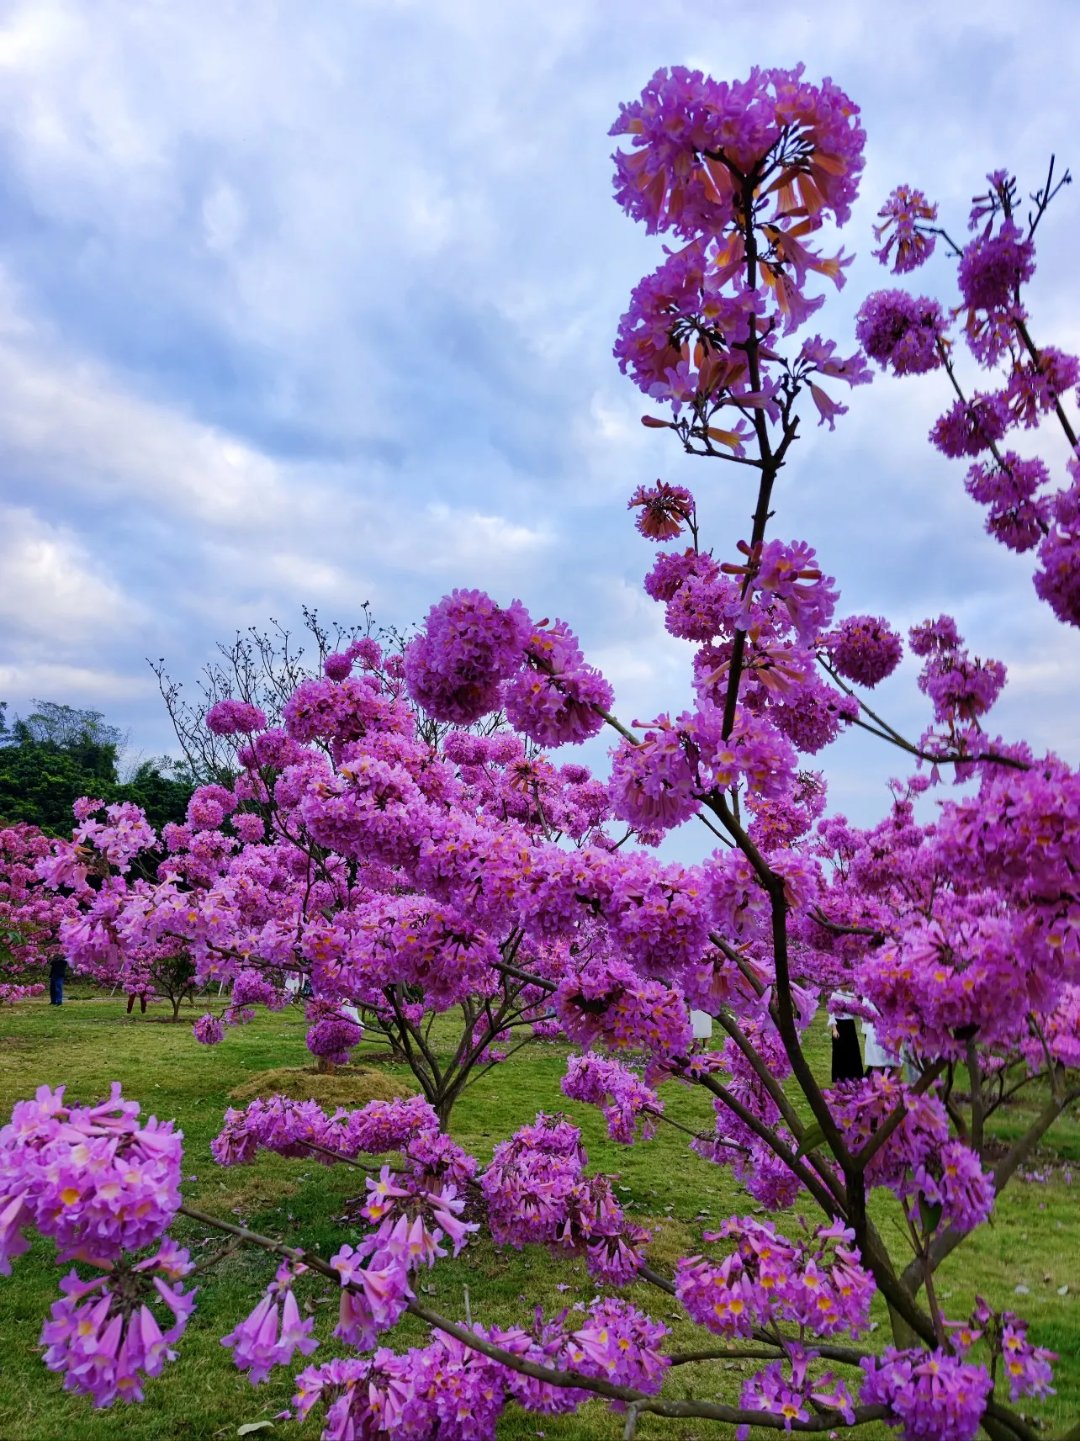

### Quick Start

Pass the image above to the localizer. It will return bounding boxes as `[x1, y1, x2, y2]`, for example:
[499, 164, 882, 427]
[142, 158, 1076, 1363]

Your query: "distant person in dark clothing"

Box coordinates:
[126, 988, 150, 1014]
[49, 956, 67, 1006]
[826, 988, 864, 1083]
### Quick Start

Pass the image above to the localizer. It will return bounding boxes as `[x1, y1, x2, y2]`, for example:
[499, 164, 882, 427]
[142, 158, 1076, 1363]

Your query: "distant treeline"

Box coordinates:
[0, 700, 194, 835]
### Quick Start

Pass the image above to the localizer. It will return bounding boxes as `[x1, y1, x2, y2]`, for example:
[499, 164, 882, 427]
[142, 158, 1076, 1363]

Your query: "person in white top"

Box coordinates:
[825, 989, 864, 1082]
[861, 1003, 899, 1074]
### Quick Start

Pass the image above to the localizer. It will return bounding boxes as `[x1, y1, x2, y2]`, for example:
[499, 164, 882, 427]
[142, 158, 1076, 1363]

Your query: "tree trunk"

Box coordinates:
[435, 1093, 456, 1132]
[887, 1301, 919, 1348]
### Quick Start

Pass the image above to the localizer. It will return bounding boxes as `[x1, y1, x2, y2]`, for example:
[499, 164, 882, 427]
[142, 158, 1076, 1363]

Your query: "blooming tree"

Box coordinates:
[46, 657, 599, 1120]
[20, 798, 208, 1018]
[0, 824, 73, 1003]
[150, 606, 382, 786]
[2, 62, 1079, 1441]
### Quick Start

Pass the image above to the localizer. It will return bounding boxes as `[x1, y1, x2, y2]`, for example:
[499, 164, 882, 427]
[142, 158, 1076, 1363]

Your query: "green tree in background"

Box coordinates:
[0, 700, 194, 835]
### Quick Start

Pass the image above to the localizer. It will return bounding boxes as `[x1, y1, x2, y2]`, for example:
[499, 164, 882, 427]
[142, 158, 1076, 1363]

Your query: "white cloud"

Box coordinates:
[405, 505, 552, 571]
[0, 346, 286, 530]
[201, 180, 247, 254]
[0, 504, 135, 642]
[0, 660, 155, 705]
[0, 0, 1077, 810]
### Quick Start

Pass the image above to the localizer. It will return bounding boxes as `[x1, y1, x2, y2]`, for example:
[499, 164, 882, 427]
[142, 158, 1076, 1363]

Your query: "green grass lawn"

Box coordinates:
[1, 989, 1077, 1439]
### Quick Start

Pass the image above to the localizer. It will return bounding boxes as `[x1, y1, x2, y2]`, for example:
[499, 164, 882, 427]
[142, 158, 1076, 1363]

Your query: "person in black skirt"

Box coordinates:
[826, 989, 864, 1082]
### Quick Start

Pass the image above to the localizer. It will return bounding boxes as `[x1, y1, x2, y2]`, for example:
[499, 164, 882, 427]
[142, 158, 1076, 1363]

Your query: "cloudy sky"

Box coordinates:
[0, 0, 1077, 824]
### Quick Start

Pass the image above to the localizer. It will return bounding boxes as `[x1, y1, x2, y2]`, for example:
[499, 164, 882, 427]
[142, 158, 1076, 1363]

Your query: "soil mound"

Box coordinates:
[228, 1065, 410, 1108]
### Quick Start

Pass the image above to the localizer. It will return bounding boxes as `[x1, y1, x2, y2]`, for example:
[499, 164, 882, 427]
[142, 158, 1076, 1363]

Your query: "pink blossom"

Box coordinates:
[958, 223, 1035, 311]
[504, 618, 613, 746]
[192, 1013, 225, 1045]
[403, 589, 532, 725]
[221, 1261, 317, 1384]
[1, 1084, 182, 1271]
[825, 614, 903, 686]
[873, 185, 938, 272]
[205, 699, 267, 736]
[39, 1241, 194, 1407]
[860, 1348, 992, 1441]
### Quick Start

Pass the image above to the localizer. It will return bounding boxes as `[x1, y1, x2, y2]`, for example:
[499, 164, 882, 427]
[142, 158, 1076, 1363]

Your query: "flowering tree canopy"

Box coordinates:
[2, 62, 1078, 1441]
[0, 824, 71, 1004]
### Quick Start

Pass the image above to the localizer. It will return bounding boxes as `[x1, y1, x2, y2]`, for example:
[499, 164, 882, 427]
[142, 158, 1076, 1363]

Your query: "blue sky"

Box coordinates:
[0, 0, 1077, 823]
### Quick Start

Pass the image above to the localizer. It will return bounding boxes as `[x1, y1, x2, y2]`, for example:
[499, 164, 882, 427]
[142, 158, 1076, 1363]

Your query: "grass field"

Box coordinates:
[1, 988, 1077, 1440]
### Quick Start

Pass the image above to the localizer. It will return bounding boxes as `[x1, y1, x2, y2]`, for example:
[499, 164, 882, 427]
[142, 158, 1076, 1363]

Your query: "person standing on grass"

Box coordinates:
[48, 955, 67, 1006]
[861, 1001, 899, 1076]
[126, 986, 150, 1015]
[826, 988, 864, 1082]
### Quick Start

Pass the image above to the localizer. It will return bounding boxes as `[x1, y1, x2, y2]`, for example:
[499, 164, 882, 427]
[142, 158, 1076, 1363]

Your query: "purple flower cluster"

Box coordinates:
[231, 968, 289, 1014]
[504, 618, 613, 746]
[912, 1140, 995, 1234]
[872, 185, 938, 272]
[965, 452, 1050, 553]
[211, 1094, 449, 1173]
[221, 1260, 318, 1385]
[561, 1052, 662, 1142]
[205, 699, 267, 736]
[998, 1320, 1056, 1401]
[628, 480, 696, 541]
[480, 1113, 648, 1284]
[737, 1348, 855, 1436]
[554, 955, 694, 1059]
[404, 589, 532, 725]
[860, 1347, 992, 1441]
[613, 242, 759, 414]
[41, 1240, 195, 1407]
[292, 1296, 668, 1441]
[675, 1216, 875, 1339]
[192, 1012, 225, 1045]
[0, 981, 45, 1004]
[331, 1180, 474, 1350]
[608, 62, 870, 431]
[72, 801, 158, 872]
[608, 713, 703, 830]
[949, 1297, 1056, 1402]
[856, 290, 946, 375]
[1004, 348, 1080, 427]
[826, 614, 904, 687]
[868, 167, 1078, 628]
[829, 1076, 994, 1232]
[1034, 470, 1080, 627]
[1, 1083, 182, 1272]
[304, 999, 363, 1065]
[768, 673, 858, 754]
[610, 64, 864, 238]
[930, 394, 1010, 459]
[609, 700, 802, 833]
[282, 675, 410, 749]
[346, 1096, 443, 1155]
[957, 223, 1035, 311]
[917, 645, 1006, 726]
